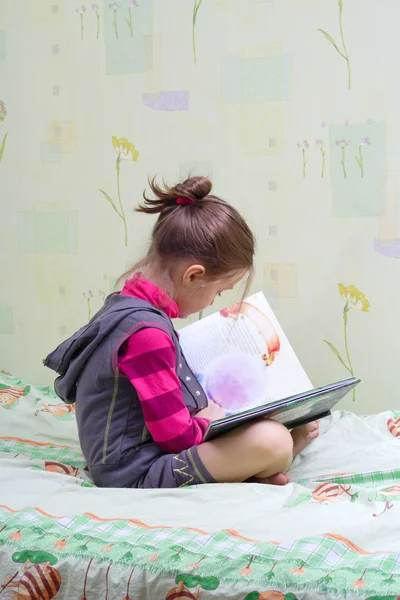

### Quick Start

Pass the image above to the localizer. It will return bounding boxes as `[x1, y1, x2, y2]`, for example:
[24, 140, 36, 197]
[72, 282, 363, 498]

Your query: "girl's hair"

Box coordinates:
[119, 176, 255, 295]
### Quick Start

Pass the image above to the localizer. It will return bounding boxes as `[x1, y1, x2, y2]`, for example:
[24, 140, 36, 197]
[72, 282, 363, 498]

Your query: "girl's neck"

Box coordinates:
[140, 266, 176, 300]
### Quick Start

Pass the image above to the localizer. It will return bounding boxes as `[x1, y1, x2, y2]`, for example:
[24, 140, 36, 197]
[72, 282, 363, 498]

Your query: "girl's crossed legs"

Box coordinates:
[197, 419, 319, 485]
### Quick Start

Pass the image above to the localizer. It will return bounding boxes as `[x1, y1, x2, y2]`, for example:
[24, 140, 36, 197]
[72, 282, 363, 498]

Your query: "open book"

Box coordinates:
[179, 292, 359, 442]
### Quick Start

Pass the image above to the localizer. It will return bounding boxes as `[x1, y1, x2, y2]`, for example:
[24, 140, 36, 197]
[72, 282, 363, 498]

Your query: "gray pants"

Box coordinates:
[133, 446, 216, 488]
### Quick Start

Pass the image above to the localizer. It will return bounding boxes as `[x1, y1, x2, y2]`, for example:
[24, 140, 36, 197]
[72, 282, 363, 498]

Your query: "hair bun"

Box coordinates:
[178, 176, 212, 200]
[137, 175, 213, 215]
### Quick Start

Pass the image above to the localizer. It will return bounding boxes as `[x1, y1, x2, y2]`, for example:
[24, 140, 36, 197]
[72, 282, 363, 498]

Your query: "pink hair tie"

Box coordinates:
[176, 196, 195, 205]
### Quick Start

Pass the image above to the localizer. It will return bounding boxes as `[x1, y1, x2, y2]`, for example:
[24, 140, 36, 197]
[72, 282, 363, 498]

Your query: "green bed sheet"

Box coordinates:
[1, 372, 400, 600]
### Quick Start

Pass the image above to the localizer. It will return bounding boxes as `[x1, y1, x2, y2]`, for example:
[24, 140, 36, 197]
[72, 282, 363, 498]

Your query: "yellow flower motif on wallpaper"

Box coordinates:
[338, 284, 370, 312]
[323, 283, 370, 401]
[112, 136, 139, 161]
[99, 136, 139, 246]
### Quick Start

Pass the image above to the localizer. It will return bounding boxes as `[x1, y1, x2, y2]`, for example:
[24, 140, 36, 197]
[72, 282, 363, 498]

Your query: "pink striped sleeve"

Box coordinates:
[118, 327, 209, 453]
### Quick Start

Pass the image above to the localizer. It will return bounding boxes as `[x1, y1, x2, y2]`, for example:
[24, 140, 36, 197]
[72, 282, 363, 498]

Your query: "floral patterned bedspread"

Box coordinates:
[1, 372, 400, 600]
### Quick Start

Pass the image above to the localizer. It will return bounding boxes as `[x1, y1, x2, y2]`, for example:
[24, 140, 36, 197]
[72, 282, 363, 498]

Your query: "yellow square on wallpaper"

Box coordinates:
[263, 262, 297, 298]
[49, 121, 76, 153]
[241, 102, 283, 157]
[144, 34, 162, 94]
[35, 256, 72, 304]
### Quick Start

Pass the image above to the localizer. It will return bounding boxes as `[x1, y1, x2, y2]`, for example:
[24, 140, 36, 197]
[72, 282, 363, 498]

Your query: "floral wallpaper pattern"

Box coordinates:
[0, 0, 399, 415]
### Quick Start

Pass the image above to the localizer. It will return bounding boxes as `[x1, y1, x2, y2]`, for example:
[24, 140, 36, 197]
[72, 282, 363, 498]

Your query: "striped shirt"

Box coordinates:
[118, 276, 210, 453]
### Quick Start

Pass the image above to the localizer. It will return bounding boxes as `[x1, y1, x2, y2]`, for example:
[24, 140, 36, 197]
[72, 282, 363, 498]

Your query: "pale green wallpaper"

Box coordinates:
[1, 0, 399, 414]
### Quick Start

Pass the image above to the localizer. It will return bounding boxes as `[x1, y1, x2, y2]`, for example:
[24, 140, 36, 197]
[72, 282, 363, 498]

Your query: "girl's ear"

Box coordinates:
[182, 264, 206, 286]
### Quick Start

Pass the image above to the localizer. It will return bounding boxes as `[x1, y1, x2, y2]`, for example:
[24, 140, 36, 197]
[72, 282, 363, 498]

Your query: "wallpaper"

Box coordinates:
[1, 0, 400, 415]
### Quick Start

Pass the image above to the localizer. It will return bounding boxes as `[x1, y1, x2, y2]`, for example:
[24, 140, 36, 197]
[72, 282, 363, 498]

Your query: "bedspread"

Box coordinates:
[1, 373, 400, 600]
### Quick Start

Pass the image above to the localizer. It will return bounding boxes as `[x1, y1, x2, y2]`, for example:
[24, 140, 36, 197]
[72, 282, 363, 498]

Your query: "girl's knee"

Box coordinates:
[248, 420, 293, 460]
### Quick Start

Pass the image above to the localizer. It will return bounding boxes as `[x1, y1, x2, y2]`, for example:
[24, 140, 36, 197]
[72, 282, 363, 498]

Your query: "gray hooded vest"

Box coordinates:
[44, 293, 208, 488]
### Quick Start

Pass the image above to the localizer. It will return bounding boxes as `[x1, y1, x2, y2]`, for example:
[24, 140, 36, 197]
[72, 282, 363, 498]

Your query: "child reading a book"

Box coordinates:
[44, 176, 319, 488]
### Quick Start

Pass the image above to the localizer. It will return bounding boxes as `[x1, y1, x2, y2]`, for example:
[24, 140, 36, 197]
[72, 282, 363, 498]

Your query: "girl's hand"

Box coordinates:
[197, 400, 226, 422]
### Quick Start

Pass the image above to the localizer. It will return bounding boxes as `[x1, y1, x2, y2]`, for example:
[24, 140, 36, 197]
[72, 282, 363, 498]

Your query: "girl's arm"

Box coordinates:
[118, 328, 210, 453]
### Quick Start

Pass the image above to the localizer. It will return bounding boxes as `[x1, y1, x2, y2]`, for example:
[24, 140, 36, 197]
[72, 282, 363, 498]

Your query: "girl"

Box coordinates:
[45, 176, 319, 488]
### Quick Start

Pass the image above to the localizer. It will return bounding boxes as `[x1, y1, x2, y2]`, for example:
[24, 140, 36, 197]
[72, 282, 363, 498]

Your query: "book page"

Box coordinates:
[179, 292, 313, 415]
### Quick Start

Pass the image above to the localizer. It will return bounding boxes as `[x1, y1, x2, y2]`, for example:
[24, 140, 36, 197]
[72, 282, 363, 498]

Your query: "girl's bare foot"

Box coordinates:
[291, 421, 320, 458]
[256, 472, 290, 486]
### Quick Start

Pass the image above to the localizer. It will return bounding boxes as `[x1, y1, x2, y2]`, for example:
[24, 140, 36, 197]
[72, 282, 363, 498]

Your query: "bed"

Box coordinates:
[1, 372, 400, 600]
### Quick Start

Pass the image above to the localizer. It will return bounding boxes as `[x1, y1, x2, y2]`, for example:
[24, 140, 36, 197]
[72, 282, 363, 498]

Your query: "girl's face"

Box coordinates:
[174, 268, 245, 319]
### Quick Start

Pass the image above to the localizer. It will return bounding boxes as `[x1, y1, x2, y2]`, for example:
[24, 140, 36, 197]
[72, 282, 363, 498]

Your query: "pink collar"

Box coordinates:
[121, 274, 179, 319]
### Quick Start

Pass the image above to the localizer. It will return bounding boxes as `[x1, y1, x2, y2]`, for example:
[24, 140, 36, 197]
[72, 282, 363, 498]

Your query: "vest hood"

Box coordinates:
[43, 294, 168, 404]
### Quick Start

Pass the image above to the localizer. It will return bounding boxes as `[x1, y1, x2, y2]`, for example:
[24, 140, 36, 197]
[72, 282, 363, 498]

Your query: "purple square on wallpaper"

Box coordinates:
[374, 239, 400, 259]
[142, 91, 189, 111]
